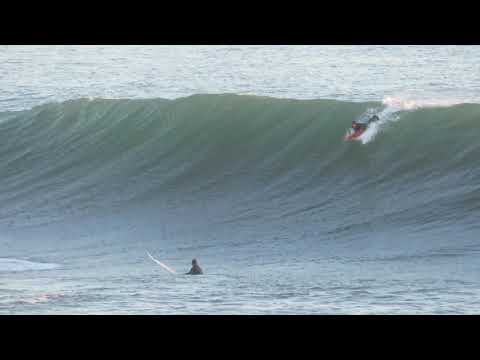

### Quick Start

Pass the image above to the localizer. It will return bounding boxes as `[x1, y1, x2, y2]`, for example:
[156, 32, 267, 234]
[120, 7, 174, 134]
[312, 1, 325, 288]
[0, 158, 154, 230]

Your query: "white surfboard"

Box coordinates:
[147, 251, 177, 274]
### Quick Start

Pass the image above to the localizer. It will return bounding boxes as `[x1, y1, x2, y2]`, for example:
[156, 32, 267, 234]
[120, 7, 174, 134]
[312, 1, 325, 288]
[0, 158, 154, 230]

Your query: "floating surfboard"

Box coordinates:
[147, 251, 177, 274]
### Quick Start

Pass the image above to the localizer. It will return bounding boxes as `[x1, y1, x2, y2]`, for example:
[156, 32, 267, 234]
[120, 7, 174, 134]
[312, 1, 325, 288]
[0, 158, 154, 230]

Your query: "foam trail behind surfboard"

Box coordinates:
[147, 252, 177, 274]
[360, 106, 401, 144]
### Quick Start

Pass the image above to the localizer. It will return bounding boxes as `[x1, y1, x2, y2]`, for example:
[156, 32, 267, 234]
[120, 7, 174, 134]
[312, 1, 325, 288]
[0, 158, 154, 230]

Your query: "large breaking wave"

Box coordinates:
[0, 94, 479, 243]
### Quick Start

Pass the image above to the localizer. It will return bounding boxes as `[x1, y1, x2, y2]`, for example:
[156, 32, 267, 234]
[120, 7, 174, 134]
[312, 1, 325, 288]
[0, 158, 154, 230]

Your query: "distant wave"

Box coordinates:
[0, 258, 59, 272]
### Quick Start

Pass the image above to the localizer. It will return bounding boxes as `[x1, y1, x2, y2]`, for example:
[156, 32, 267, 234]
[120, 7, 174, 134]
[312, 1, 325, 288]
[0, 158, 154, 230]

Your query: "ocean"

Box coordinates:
[0, 45, 479, 314]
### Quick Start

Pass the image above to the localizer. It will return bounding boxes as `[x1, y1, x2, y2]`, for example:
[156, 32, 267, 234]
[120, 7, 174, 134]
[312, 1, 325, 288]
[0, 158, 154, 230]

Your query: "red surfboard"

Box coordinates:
[344, 129, 365, 141]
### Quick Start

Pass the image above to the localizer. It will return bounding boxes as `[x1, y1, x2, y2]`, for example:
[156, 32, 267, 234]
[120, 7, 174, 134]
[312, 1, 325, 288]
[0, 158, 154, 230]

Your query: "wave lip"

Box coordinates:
[382, 95, 470, 110]
[0, 258, 59, 272]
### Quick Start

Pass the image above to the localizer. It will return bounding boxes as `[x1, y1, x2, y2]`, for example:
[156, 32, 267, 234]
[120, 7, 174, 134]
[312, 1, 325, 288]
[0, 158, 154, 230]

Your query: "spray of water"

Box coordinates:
[356, 95, 459, 144]
[360, 106, 400, 144]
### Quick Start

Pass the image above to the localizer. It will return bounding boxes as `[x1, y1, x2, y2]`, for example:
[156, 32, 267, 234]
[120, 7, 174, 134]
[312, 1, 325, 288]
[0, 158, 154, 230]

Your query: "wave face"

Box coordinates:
[0, 94, 479, 246]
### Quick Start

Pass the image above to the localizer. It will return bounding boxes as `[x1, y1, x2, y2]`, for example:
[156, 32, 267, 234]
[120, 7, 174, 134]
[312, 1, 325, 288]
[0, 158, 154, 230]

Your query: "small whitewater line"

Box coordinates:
[0, 258, 59, 272]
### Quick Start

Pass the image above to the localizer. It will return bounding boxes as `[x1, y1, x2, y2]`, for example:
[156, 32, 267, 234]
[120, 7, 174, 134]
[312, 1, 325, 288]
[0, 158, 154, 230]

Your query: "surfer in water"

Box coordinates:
[186, 258, 203, 275]
[352, 115, 379, 132]
[351, 120, 366, 132]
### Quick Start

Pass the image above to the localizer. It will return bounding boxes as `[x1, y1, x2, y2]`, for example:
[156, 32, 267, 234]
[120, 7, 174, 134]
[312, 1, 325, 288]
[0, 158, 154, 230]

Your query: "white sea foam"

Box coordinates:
[360, 106, 400, 144]
[382, 96, 465, 110]
[359, 95, 463, 144]
[0, 258, 59, 272]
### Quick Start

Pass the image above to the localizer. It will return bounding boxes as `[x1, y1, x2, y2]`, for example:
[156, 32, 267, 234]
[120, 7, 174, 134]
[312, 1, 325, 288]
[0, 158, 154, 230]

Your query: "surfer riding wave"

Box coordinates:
[345, 115, 380, 141]
[352, 115, 379, 132]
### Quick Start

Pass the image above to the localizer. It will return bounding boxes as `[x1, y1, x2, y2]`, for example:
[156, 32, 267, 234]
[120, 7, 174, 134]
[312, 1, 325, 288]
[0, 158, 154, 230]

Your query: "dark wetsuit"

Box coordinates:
[353, 115, 379, 132]
[353, 123, 367, 132]
[367, 115, 379, 125]
[186, 264, 203, 275]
